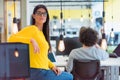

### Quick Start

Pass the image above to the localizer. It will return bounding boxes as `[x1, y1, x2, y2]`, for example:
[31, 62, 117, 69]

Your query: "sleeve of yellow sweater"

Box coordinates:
[8, 34, 31, 44]
[8, 26, 34, 44]
[48, 59, 55, 69]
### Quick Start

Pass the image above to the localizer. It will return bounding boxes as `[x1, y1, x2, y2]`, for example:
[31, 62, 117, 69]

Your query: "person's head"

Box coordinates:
[79, 27, 98, 47]
[79, 26, 86, 37]
[31, 4, 49, 25]
[31, 4, 51, 50]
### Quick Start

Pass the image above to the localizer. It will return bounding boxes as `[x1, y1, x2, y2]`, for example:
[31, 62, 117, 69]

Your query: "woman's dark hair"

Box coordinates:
[31, 4, 51, 51]
[79, 27, 98, 46]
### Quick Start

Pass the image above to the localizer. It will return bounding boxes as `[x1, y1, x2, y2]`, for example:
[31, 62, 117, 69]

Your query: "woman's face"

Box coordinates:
[33, 8, 47, 24]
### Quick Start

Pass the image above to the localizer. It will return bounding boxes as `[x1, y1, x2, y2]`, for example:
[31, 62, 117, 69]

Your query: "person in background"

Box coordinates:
[8, 4, 73, 80]
[66, 27, 109, 73]
[109, 28, 115, 45]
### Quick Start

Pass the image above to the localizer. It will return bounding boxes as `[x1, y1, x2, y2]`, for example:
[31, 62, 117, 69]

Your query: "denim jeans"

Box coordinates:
[30, 68, 73, 80]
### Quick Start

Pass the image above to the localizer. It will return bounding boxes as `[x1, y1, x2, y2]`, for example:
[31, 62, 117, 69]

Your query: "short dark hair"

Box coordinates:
[80, 27, 98, 46]
[79, 26, 86, 38]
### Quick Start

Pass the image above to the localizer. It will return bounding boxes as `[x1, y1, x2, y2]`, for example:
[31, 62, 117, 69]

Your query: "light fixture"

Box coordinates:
[53, 20, 57, 30]
[108, 0, 114, 45]
[100, 1, 107, 50]
[100, 31, 107, 50]
[13, 0, 18, 34]
[58, 0, 65, 52]
[80, 6, 83, 22]
[58, 34, 65, 52]
[88, 7, 93, 23]
[68, 8, 71, 22]
[80, 15, 83, 22]
[53, 16, 58, 30]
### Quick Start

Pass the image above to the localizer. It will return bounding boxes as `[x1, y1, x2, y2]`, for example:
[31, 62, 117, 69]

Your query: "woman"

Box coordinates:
[8, 4, 73, 80]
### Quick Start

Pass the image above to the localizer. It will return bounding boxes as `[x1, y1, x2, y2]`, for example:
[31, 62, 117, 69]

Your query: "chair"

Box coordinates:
[72, 59, 101, 80]
[0, 43, 30, 80]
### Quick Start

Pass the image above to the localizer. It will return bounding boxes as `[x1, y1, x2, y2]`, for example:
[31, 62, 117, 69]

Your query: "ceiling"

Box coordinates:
[28, 0, 107, 9]
[29, 0, 106, 3]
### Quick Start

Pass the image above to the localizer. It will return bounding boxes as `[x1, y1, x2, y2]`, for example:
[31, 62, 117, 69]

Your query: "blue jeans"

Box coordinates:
[30, 68, 73, 80]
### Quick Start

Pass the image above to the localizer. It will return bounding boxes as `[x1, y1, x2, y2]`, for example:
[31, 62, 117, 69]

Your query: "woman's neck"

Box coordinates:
[35, 23, 43, 31]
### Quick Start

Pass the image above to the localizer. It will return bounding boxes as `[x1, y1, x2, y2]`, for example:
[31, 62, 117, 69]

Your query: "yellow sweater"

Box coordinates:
[8, 25, 55, 70]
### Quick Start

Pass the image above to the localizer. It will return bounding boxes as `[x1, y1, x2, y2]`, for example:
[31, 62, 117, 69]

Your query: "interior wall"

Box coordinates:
[6, 0, 21, 39]
[0, 0, 4, 17]
[0, 0, 4, 42]
[21, 0, 27, 28]
[104, 0, 120, 34]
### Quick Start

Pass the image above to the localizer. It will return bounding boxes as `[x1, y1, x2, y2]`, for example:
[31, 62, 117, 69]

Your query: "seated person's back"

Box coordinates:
[66, 27, 109, 73]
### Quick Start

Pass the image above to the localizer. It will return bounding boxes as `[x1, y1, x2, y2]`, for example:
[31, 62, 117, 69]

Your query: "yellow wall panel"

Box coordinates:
[49, 9, 92, 19]
[104, 0, 120, 22]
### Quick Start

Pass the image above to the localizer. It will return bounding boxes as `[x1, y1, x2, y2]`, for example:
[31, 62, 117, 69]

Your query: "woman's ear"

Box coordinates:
[32, 14, 35, 19]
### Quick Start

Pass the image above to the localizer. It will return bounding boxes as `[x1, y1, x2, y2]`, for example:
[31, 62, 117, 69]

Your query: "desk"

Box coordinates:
[100, 58, 120, 66]
[54, 56, 120, 80]
[100, 58, 120, 80]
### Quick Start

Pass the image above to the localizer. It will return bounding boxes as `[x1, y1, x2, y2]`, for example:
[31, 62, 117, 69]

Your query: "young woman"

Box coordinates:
[8, 4, 73, 80]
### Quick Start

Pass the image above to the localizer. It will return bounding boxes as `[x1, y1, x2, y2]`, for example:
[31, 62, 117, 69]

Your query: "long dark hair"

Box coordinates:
[31, 4, 51, 51]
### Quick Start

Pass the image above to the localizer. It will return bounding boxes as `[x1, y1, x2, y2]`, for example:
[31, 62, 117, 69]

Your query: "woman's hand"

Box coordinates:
[30, 38, 40, 53]
[52, 66, 62, 76]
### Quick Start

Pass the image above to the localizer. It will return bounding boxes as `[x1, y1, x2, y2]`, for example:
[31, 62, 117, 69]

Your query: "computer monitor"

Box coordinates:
[107, 45, 117, 54]
[113, 44, 120, 57]
[56, 37, 82, 56]
[0, 43, 30, 79]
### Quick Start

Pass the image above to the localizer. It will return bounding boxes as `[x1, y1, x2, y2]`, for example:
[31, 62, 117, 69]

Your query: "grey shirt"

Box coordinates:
[66, 45, 109, 72]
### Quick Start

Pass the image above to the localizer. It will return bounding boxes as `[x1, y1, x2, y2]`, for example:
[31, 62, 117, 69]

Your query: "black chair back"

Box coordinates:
[72, 59, 100, 80]
[0, 43, 30, 79]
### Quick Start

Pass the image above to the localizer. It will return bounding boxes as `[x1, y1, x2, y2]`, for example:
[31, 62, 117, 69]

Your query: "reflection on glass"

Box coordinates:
[14, 48, 19, 57]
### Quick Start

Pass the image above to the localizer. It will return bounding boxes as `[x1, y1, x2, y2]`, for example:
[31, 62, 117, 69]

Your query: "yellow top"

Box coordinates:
[8, 25, 55, 70]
